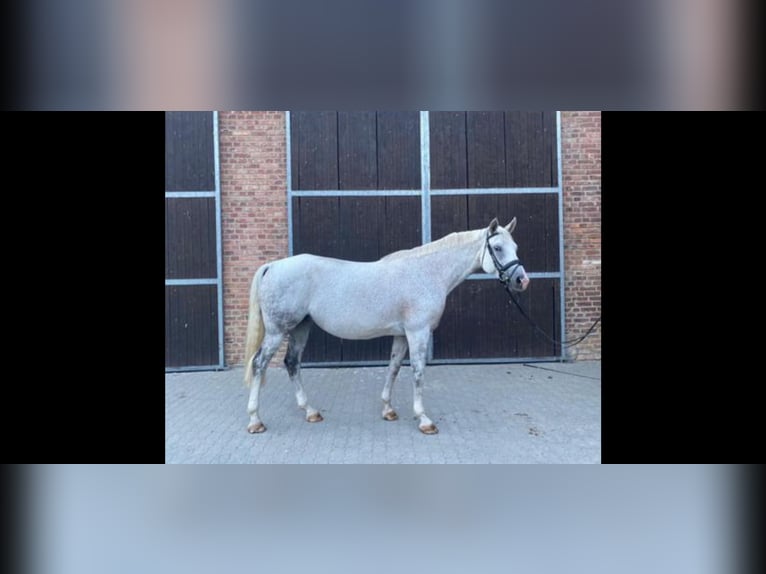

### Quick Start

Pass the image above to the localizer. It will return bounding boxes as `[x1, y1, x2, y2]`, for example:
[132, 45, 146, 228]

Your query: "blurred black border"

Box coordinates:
[601, 112, 763, 465]
[0, 2, 21, 108]
[2, 113, 165, 462]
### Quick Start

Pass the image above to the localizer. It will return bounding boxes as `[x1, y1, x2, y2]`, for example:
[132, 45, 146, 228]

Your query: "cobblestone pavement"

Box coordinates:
[165, 362, 600, 463]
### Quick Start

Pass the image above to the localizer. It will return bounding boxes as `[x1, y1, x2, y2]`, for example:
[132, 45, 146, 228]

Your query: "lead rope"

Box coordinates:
[486, 230, 600, 349]
[503, 281, 601, 348]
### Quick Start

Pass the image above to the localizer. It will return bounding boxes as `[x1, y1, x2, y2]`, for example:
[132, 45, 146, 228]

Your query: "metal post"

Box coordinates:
[556, 111, 567, 361]
[286, 111, 294, 256]
[213, 111, 225, 368]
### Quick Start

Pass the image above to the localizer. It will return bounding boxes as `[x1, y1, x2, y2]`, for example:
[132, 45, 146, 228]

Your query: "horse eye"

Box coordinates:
[493, 246, 502, 252]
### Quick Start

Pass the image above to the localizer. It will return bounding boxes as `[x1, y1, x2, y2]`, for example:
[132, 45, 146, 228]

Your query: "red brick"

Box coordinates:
[561, 111, 601, 360]
[220, 111, 288, 367]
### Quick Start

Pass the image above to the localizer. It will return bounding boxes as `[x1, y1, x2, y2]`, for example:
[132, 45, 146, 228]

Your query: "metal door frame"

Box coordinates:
[286, 111, 565, 365]
[165, 111, 225, 372]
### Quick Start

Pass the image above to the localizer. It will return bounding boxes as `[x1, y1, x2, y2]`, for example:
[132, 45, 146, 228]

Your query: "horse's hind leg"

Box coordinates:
[247, 331, 284, 433]
[406, 329, 438, 434]
[285, 318, 322, 423]
[381, 336, 408, 421]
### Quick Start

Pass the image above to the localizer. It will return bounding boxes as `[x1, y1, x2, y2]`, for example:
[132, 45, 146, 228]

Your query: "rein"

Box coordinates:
[485, 231, 601, 350]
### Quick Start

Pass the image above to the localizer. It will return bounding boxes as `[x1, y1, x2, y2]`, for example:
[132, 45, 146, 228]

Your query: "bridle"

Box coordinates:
[485, 231, 522, 287]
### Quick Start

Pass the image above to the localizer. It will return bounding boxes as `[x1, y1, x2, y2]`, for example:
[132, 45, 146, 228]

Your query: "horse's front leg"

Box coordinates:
[381, 336, 408, 421]
[405, 329, 438, 434]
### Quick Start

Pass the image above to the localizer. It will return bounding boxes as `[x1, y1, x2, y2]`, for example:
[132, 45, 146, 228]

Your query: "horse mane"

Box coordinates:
[380, 229, 482, 262]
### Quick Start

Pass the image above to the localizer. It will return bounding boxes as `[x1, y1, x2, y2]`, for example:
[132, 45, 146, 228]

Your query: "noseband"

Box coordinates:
[485, 231, 522, 285]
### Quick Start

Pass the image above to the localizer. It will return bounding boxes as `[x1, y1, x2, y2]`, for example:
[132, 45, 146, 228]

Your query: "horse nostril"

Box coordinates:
[516, 276, 522, 284]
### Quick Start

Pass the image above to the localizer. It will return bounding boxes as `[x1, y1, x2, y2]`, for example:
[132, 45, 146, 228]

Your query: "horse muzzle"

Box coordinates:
[509, 267, 529, 292]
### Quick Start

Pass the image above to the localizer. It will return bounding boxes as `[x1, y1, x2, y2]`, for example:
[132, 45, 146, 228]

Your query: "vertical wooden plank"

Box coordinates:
[291, 197, 302, 257]
[184, 286, 192, 366]
[187, 199, 198, 281]
[507, 111, 555, 188]
[467, 193, 502, 231]
[505, 112, 529, 187]
[165, 112, 215, 191]
[529, 278, 558, 357]
[377, 111, 420, 189]
[165, 114, 176, 190]
[514, 278, 537, 358]
[194, 285, 202, 365]
[210, 196, 218, 273]
[429, 111, 467, 189]
[338, 196, 384, 261]
[165, 198, 171, 277]
[205, 285, 218, 365]
[165, 286, 172, 365]
[544, 194, 560, 270]
[431, 195, 468, 241]
[542, 111, 557, 186]
[294, 111, 338, 190]
[338, 112, 378, 190]
[528, 112, 546, 186]
[382, 197, 421, 257]
[467, 112, 506, 188]
[165, 285, 219, 367]
[290, 112, 301, 189]
[294, 197, 341, 258]
[206, 284, 216, 363]
[168, 197, 181, 278]
[554, 279, 562, 353]
[165, 198, 217, 278]
[519, 194, 547, 273]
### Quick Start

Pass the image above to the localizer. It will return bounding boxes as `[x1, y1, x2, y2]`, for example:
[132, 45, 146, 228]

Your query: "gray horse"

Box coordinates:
[243, 217, 529, 434]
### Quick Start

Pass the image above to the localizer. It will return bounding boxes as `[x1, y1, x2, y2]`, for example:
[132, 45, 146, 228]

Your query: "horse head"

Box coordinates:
[482, 217, 529, 292]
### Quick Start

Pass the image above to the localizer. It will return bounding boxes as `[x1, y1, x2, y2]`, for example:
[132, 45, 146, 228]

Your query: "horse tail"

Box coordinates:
[243, 264, 269, 388]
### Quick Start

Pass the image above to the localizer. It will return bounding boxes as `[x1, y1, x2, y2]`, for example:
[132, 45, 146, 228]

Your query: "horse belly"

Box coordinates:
[309, 301, 405, 340]
[296, 257, 410, 339]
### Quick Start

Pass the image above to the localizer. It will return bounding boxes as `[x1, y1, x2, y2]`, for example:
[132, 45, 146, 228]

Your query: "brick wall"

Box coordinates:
[220, 111, 600, 365]
[219, 111, 288, 366]
[561, 111, 601, 360]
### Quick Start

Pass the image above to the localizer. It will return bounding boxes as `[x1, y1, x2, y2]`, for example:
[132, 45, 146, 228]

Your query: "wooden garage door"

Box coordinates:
[165, 112, 223, 370]
[288, 111, 562, 364]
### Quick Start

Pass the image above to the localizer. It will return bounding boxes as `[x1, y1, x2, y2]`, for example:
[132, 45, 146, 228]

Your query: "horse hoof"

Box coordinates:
[383, 411, 399, 421]
[307, 412, 324, 423]
[419, 424, 438, 435]
[247, 423, 267, 434]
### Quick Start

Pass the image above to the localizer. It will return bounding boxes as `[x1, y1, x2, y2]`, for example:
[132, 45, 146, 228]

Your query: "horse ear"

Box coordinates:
[488, 218, 499, 233]
[505, 217, 517, 234]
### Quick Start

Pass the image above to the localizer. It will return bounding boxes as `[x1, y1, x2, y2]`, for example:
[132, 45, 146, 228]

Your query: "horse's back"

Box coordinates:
[259, 253, 415, 339]
[265, 253, 368, 284]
